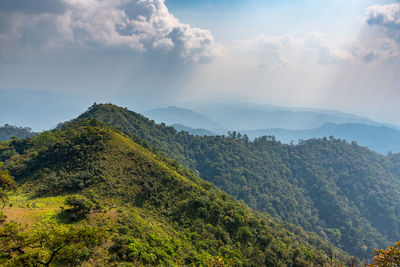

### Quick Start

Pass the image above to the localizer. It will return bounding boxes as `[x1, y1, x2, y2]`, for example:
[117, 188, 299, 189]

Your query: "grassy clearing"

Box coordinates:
[3, 193, 65, 227]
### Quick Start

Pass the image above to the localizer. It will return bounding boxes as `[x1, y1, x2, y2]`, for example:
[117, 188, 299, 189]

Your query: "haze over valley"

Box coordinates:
[1, 0, 400, 265]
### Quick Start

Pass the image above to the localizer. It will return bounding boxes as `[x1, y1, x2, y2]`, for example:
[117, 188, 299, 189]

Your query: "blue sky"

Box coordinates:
[1, 0, 400, 130]
[165, 0, 377, 40]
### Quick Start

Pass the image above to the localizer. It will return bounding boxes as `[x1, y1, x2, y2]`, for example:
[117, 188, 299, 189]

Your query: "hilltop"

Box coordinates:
[0, 119, 346, 266]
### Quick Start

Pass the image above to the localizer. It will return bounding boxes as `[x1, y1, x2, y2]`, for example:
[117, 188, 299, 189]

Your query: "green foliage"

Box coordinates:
[63, 195, 94, 221]
[78, 103, 400, 258]
[0, 119, 349, 266]
[0, 222, 105, 266]
[3, 120, 109, 196]
[0, 162, 16, 207]
[65, 195, 93, 213]
[77, 103, 194, 166]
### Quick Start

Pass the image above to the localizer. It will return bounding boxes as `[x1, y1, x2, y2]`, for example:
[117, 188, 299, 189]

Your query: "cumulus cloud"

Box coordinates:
[227, 2, 400, 68]
[366, 3, 400, 41]
[364, 3, 400, 61]
[303, 32, 354, 64]
[0, 0, 220, 62]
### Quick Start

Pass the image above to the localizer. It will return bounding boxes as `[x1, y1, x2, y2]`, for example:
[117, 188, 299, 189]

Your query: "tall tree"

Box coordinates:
[0, 162, 15, 209]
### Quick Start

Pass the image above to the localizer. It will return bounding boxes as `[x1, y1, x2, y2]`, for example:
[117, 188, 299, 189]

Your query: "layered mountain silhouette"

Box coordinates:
[242, 123, 400, 154]
[143, 106, 224, 130]
[145, 104, 400, 154]
[194, 103, 396, 130]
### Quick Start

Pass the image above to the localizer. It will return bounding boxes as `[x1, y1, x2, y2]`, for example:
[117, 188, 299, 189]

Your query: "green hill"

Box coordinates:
[78, 103, 400, 258]
[0, 119, 348, 266]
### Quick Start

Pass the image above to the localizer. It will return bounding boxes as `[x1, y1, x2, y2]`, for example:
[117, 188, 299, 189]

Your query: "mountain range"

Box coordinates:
[143, 104, 400, 154]
[1, 103, 400, 265]
[78, 103, 400, 258]
[142, 106, 224, 130]
[241, 123, 400, 154]
[0, 112, 348, 266]
[194, 103, 394, 130]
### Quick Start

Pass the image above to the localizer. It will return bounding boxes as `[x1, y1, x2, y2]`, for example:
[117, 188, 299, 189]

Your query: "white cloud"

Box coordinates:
[227, 32, 354, 70]
[0, 0, 220, 62]
[225, 2, 400, 68]
[366, 3, 400, 37]
[364, 3, 400, 61]
[303, 32, 354, 64]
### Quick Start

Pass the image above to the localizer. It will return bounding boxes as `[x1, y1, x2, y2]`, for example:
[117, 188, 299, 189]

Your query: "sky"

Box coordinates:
[1, 0, 400, 130]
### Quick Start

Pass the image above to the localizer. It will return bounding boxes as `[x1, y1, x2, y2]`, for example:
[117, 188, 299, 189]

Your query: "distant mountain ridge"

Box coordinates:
[172, 124, 215, 136]
[145, 103, 400, 154]
[194, 103, 396, 130]
[0, 124, 36, 141]
[242, 123, 400, 154]
[143, 106, 224, 130]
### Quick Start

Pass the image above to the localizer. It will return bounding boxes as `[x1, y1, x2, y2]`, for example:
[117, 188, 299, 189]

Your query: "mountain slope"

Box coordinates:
[78, 103, 400, 258]
[0, 119, 347, 266]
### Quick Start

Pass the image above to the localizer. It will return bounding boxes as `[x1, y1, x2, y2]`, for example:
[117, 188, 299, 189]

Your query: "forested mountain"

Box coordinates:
[0, 124, 36, 141]
[242, 123, 400, 154]
[78, 103, 400, 258]
[0, 119, 347, 266]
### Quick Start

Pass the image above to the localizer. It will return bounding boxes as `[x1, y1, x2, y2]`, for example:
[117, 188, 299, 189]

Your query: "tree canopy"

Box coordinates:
[77, 103, 400, 258]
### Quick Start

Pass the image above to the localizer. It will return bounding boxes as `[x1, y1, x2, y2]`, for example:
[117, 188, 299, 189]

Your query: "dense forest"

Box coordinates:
[78, 103, 400, 258]
[0, 119, 351, 266]
[0, 124, 36, 141]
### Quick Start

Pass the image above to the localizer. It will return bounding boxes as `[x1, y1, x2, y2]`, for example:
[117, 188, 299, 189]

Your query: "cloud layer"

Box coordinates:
[0, 0, 220, 62]
[1, 0, 400, 127]
[2, 0, 396, 66]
